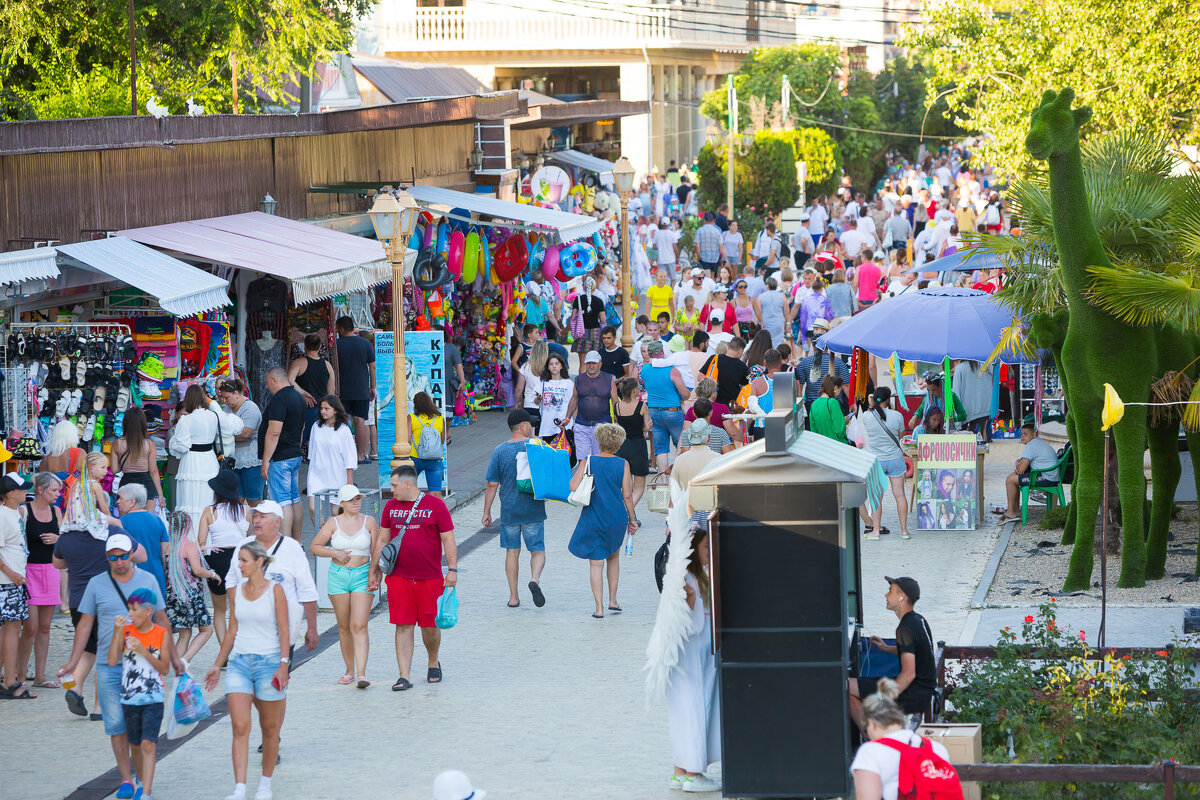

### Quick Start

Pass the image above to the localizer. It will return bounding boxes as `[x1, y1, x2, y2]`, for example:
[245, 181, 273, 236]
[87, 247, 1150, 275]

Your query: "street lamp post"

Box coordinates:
[369, 189, 419, 469]
[611, 156, 636, 349]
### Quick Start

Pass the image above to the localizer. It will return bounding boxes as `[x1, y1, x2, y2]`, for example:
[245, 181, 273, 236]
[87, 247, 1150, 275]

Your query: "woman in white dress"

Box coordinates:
[305, 396, 358, 523]
[646, 485, 721, 794]
[168, 385, 245, 527]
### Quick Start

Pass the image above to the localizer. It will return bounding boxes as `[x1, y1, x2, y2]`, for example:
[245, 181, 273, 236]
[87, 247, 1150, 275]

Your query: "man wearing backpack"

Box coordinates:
[848, 576, 937, 733]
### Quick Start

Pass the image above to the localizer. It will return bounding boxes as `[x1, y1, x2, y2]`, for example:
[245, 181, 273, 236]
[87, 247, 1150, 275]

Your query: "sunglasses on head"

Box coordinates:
[107, 552, 131, 562]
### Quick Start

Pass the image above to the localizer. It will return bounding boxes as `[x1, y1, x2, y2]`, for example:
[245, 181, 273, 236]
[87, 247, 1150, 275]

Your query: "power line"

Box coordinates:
[791, 112, 961, 140]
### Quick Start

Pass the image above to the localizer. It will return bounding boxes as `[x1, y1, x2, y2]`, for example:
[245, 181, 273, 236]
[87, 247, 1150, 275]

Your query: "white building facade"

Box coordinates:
[370, 0, 796, 177]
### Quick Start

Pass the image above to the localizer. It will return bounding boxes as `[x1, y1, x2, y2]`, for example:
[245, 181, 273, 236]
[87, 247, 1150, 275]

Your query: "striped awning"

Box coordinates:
[789, 431, 887, 514]
[0, 248, 60, 286]
[54, 237, 231, 317]
[407, 185, 599, 244]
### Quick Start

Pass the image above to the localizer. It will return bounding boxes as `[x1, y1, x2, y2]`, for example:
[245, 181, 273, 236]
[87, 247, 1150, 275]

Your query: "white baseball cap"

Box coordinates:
[432, 770, 486, 800]
[584, 350, 602, 364]
[255, 499, 284, 519]
[690, 267, 704, 277]
[106, 533, 134, 552]
[337, 485, 364, 504]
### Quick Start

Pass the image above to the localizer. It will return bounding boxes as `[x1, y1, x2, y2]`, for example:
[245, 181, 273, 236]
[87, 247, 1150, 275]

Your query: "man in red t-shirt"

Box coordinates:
[372, 465, 457, 691]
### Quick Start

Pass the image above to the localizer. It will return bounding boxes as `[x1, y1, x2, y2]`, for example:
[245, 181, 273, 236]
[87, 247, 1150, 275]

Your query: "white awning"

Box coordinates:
[543, 149, 616, 188]
[54, 237, 231, 317]
[407, 185, 600, 244]
[0, 248, 60, 286]
[119, 212, 414, 305]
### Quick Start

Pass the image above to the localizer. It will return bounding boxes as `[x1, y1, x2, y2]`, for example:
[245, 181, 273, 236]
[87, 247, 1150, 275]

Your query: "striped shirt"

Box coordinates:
[695, 223, 723, 263]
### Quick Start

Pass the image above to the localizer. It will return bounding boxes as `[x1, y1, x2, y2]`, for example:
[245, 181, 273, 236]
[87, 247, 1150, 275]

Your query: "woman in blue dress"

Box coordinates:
[568, 423, 639, 618]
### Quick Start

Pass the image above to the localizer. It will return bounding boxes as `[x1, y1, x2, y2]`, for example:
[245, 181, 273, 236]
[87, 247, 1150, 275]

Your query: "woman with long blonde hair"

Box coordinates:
[513, 339, 549, 431]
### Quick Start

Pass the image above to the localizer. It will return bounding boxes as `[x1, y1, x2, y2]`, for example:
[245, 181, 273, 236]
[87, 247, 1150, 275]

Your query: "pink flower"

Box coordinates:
[1078, 630, 1086, 641]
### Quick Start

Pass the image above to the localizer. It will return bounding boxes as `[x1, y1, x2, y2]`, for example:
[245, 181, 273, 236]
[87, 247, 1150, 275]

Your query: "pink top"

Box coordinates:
[856, 262, 883, 302]
[734, 299, 755, 322]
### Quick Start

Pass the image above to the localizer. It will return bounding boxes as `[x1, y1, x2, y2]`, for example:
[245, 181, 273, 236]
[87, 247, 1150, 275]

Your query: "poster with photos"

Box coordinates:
[914, 433, 978, 531]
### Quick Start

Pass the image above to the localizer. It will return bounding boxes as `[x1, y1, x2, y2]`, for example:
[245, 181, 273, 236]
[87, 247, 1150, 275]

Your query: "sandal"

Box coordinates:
[32, 680, 60, 689]
[506, 600, 520, 608]
[336, 674, 354, 685]
[391, 677, 412, 691]
[0, 682, 37, 699]
[427, 663, 442, 683]
[607, 605, 623, 613]
[356, 678, 370, 689]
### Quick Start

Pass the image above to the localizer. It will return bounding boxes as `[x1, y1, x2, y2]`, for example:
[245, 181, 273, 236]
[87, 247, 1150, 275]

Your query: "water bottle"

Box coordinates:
[624, 533, 634, 557]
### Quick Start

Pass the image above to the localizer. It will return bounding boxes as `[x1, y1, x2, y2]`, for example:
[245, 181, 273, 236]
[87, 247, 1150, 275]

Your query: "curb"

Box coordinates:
[971, 519, 1015, 608]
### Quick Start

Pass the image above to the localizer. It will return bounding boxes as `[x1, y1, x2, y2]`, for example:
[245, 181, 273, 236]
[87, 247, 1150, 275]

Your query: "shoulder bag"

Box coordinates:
[378, 492, 425, 577]
[567, 457, 593, 507]
[875, 411, 915, 478]
[211, 409, 236, 471]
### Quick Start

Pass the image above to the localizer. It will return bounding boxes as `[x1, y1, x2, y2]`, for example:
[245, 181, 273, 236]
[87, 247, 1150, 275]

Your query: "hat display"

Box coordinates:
[584, 351, 602, 364]
[885, 575, 921, 603]
[106, 532, 135, 552]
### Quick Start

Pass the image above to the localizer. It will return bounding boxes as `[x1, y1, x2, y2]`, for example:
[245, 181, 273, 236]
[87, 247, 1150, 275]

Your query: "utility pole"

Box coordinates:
[726, 74, 736, 213]
[781, 74, 790, 124]
[128, 0, 137, 115]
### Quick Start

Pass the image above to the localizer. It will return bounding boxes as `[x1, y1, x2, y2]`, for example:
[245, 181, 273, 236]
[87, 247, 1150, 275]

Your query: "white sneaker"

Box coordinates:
[254, 787, 273, 800]
[224, 792, 245, 800]
[668, 774, 684, 790]
[681, 775, 721, 793]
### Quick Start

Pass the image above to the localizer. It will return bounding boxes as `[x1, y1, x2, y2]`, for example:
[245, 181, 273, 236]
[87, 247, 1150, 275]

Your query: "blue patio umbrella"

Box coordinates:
[814, 286, 1035, 364]
[903, 247, 1004, 274]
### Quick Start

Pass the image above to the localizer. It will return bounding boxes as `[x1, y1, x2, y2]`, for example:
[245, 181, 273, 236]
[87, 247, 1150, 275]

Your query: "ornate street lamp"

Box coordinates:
[611, 156, 636, 349]
[369, 188, 419, 468]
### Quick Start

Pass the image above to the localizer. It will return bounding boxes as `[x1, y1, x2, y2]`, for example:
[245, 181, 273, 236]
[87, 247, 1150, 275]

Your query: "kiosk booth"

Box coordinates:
[689, 373, 886, 798]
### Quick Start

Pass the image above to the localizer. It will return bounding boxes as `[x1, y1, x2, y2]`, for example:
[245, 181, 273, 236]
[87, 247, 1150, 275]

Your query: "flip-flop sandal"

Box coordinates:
[427, 663, 442, 683]
[999, 514, 1021, 524]
[67, 389, 82, 416]
[607, 605, 623, 612]
[94, 413, 106, 440]
[82, 415, 96, 442]
[90, 712, 103, 720]
[528, 580, 545, 607]
[54, 392, 70, 418]
[32, 680, 60, 689]
[75, 359, 86, 387]
[116, 386, 130, 413]
[391, 677, 413, 691]
[878, 526, 891, 535]
[506, 600, 520, 608]
[58, 357, 71, 383]
[356, 678, 371, 689]
[336, 674, 354, 685]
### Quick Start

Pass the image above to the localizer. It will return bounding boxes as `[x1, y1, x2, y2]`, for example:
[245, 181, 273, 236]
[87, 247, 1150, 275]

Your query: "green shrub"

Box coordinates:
[948, 600, 1200, 799]
[1038, 504, 1069, 530]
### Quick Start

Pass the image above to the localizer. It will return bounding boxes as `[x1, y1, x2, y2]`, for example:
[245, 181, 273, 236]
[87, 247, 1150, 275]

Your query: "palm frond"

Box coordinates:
[1171, 172, 1200, 258]
[1184, 379, 1200, 433]
[1086, 265, 1200, 330]
[982, 317, 1038, 371]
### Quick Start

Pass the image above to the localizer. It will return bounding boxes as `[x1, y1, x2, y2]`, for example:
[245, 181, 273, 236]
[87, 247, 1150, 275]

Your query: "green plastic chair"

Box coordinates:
[1020, 444, 1072, 524]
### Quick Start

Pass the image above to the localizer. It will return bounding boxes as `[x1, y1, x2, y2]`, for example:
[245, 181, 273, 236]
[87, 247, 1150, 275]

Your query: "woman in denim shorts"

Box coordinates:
[205, 541, 290, 800]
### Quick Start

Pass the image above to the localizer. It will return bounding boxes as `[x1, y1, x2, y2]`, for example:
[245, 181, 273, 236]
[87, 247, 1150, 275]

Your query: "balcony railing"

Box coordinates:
[380, 4, 791, 51]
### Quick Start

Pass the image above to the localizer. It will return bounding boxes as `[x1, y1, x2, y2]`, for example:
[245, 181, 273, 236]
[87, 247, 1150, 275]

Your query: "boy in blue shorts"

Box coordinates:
[108, 588, 168, 800]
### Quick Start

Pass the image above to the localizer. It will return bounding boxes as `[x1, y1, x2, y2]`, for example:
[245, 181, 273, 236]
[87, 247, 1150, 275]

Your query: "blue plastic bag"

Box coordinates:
[436, 587, 458, 629]
[173, 671, 212, 725]
[526, 439, 571, 502]
[859, 637, 900, 678]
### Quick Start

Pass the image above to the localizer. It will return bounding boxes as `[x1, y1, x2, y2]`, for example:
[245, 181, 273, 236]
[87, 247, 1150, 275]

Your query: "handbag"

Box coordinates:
[646, 472, 671, 514]
[567, 457, 594, 507]
[654, 533, 670, 593]
[569, 297, 586, 339]
[377, 492, 425, 577]
[549, 430, 573, 460]
[211, 409, 235, 471]
[875, 412, 915, 478]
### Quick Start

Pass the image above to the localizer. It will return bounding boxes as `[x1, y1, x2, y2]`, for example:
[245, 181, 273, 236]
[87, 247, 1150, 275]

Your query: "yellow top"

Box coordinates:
[646, 284, 673, 321]
[410, 413, 444, 436]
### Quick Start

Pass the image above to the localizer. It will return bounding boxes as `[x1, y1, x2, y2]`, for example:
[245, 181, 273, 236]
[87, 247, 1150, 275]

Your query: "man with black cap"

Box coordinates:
[848, 576, 936, 732]
[483, 410, 549, 608]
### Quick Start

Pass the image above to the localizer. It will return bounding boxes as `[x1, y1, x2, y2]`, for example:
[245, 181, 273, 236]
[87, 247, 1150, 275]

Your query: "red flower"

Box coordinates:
[1024, 615, 1034, 624]
[1122, 654, 1132, 660]
[1048, 621, 1057, 631]
[1051, 597, 1056, 602]
[1004, 626, 1011, 631]
[1078, 630, 1087, 641]
[1155, 650, 1170, 658]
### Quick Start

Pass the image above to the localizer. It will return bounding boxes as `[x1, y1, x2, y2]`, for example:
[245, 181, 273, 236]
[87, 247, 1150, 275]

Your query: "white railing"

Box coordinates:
[380, 3, 792, 51]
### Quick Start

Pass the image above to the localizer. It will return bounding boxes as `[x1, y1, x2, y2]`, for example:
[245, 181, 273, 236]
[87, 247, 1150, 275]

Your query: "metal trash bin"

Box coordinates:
[689, 373, 886, 798]
[313, 488, 383, 610]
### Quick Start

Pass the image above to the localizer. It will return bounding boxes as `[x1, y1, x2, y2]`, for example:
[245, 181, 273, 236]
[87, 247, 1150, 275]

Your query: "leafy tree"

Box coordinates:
[693, 133, 799, 215]
[699, 44, 843, 129]
[0, 0, 373, 119]
[904, 0, 1200, 175]
[773, 127, 841, 197]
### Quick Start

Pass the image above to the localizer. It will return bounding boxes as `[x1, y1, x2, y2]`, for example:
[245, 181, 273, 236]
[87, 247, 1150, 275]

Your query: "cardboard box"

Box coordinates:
[917, 723, 982, 800]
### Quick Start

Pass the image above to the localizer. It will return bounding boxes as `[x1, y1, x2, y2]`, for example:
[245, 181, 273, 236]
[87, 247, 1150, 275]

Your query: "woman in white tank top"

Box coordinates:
[204, 540, 290, 800]
[309, 485, 379, 688]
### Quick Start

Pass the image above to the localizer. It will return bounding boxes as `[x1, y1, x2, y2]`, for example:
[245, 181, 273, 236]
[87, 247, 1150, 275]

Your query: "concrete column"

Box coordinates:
[651, 63, 666, 173]
[619, 61, 652, 178]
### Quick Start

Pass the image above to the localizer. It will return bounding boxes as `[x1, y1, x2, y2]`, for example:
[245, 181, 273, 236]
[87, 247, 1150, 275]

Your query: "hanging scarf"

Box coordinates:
[853, 347, 870, 404]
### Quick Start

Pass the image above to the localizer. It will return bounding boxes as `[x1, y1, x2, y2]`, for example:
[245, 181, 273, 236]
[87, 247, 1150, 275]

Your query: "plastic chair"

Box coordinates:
[1020, 444, 1072, 524]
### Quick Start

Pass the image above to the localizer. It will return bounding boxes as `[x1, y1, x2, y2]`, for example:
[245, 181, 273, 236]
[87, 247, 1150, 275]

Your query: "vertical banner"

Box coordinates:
[377, 330, 447, 489]
[913, 433, 978, 531]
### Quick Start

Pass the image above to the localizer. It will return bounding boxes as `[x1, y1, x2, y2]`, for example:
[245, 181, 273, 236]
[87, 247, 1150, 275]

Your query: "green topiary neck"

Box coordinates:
[1047, 144, 1109, 304]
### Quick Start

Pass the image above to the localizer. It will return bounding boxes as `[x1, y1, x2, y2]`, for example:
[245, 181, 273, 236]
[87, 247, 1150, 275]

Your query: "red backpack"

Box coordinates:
[875, 736, 964, 800]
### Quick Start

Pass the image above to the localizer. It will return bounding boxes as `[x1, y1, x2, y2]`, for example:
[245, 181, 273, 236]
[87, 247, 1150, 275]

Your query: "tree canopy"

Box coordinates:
[0, 0, 373, 119]
[904, 0, 1200, 175]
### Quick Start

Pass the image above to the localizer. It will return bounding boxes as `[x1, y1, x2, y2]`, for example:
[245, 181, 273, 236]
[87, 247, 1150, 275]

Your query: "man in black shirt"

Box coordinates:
[335, 316, 376, 462]
[715, 203, 730, 233]
[848, 576, 936, 732]
[698, 336, 750, 406]
[598, 326, 630, 379]
[260, 367, 307, 540]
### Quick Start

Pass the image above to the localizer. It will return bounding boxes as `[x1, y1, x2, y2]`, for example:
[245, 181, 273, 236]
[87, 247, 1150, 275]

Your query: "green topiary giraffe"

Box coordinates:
[1026, 88, 1200, 589]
